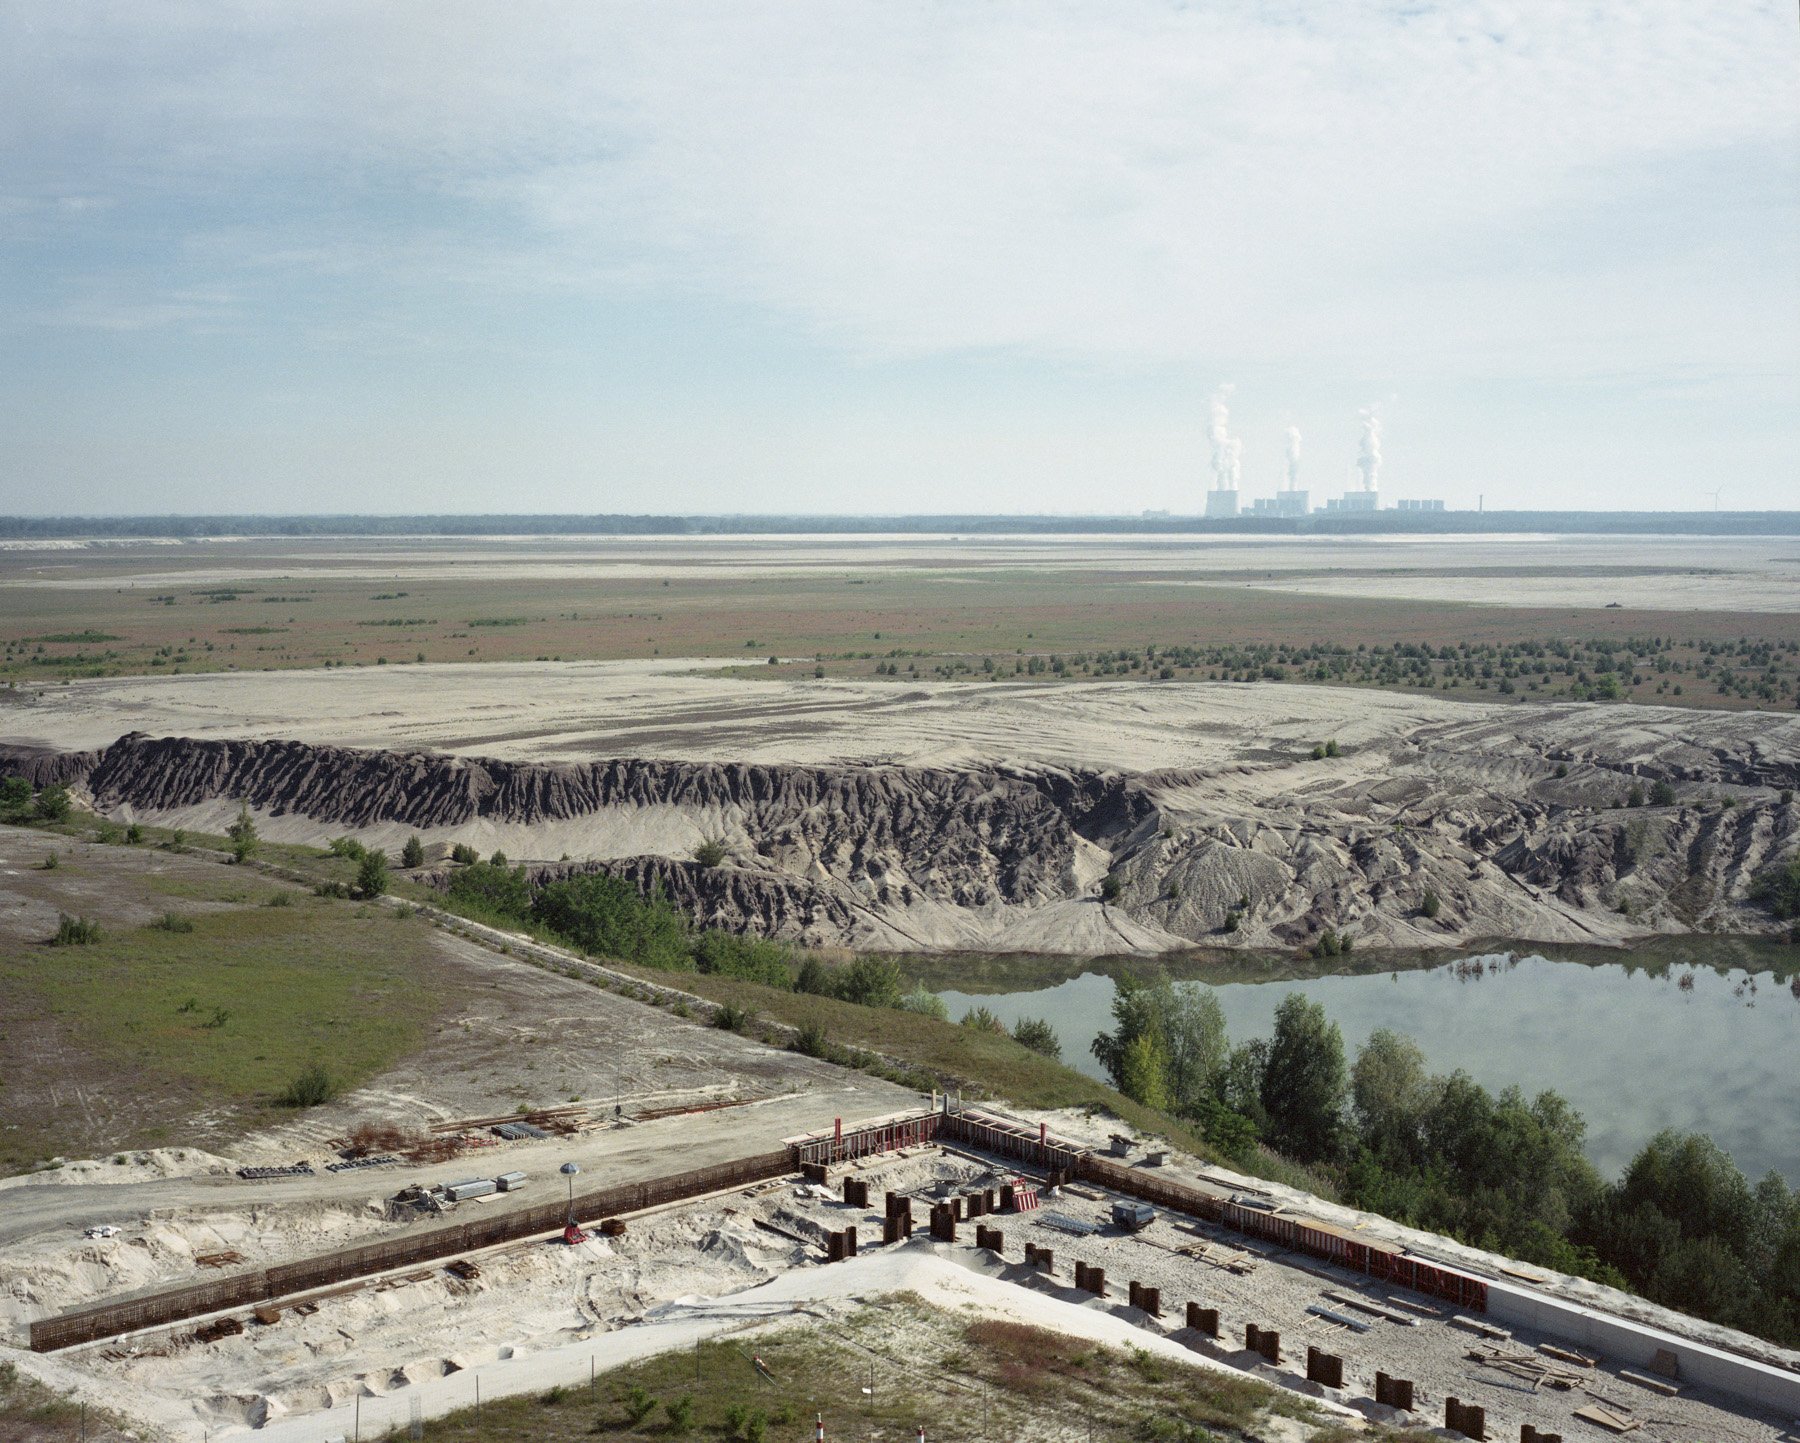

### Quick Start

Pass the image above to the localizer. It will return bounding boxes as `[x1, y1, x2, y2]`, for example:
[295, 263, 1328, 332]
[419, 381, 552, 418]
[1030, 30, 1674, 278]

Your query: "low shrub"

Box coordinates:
[277, 1063, 337, 1108]
[50, 913, 101, 946]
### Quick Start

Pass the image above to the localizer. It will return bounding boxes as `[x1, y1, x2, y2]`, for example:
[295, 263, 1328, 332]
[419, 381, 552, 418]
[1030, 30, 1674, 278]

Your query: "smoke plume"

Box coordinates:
[1356, 407, 1381, 492]
[1209, 385, 1241, 491]
[1284, 425, 1302, 489]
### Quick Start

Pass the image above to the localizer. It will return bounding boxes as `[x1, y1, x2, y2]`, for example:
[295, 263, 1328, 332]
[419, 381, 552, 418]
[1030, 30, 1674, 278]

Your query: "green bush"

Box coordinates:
[692, 930, 794, 988]
[444, 860, 533, 922]
[1421, 890, 1441, 920]
[226, 802, 259, 862]
[898, 985, 949, 1020]
[829, 955, 904, 1008]
[534, 873, 691, 970]
[1100, 874, 1122, 903]
[1748, 857, 1800, 920]
[150, 911, 194, 933]
[49, 913, 101, 946]
[664, 1394, 694, 1433]
[125, 822, 144, 844]
[794, 1022, 830, 1058]
[450, 842, 479, 864]
[34, 785, 70, 822]
[327, 836, 367, 860]
[1012, 1016, 1062, 1061]
[693, 836, 728, 868]
[621, 1385, 656, 1426]
[0, 775, 31, 817]
[401, 835, 425, 868]
[712, 1002, 756, 1032]
[356, 848, 390, 898]
[277, 1063, 336, 1107]
[1651, 780, 1677, 806]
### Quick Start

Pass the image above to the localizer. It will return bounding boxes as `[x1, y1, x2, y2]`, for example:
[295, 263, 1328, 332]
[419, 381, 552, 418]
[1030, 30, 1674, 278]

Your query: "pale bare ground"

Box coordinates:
[8, 658, 1792, 778]
[2, 531, 1797, 609]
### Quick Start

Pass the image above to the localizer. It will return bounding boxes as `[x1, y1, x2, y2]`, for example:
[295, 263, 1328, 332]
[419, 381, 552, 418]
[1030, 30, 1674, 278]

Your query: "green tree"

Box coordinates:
[830, 955, 904, 1008]
[1615, 1130, 1756, 1257]
[1118, 1031, 1171, 1111]
[226, 802, 258, 862]
[34, 785, 71, 823]
[1091, 975, 1227, 1117]
[0, 775, 31, 817]
[960, 1005, 1008, 1035]
[445, 860, 533, 922]
[1259, 993, 1347, 1161]
[355, 848, 390, 898]
[1351, 1027, 1435, 1169]
[401, 834, 425, 868]
[533, 873, 690, 969]
[1215, 1039, 1269, 1130]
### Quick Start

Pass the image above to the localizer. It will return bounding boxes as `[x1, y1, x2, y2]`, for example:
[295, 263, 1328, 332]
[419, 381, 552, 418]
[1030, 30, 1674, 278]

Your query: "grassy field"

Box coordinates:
[0, 1361, 135, 1443]
[0, 827, 458, 1172]
[378, 1298, 1417, 1443]
[1, 556, 1794, 710]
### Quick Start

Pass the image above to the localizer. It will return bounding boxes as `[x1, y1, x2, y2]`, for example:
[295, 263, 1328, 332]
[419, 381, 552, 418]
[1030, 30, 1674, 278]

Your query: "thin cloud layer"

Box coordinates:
[0, 1, 1795, 510]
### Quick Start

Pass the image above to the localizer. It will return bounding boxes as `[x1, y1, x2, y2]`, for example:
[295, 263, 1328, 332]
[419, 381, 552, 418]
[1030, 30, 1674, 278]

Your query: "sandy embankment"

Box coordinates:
[6, 662, 1798, 955]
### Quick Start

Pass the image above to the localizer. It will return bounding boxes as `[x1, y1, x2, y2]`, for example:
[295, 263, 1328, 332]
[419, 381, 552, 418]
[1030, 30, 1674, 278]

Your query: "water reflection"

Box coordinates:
[927, 943, 1799, 1185]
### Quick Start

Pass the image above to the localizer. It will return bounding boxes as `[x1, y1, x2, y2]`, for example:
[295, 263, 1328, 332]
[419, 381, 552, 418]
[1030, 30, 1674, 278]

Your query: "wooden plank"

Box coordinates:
[1323, 1290, 1418, 1326]
[1617, 1369, 1680, 1397]
[1573, 1404, 1641, 1433]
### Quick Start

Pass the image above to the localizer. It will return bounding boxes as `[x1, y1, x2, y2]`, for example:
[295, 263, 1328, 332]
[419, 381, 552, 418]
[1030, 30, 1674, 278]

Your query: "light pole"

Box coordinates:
[561, 1161, 580, 1220]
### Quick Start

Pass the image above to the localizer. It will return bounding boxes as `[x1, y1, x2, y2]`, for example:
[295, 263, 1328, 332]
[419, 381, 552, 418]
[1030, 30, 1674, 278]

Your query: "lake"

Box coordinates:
[929, 941, 1800, 1185]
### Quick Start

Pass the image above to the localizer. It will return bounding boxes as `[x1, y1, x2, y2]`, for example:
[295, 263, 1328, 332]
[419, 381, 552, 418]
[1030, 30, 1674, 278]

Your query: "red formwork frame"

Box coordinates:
[791, 1112, 942, 1167]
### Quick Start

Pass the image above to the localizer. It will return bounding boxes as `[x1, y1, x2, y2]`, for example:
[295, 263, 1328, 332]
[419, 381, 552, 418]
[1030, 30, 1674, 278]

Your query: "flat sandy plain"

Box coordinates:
[3, 531, 1797, 609]
[1, 533, 1796, 710]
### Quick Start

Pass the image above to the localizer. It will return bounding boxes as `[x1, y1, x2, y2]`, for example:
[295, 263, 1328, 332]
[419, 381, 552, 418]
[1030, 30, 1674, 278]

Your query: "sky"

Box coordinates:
[1, 1, 1796, 517]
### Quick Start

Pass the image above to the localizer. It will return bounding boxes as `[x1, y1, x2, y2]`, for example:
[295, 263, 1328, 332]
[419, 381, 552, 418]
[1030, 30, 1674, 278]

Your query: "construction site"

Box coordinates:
[6, 1096, 1800, 1443]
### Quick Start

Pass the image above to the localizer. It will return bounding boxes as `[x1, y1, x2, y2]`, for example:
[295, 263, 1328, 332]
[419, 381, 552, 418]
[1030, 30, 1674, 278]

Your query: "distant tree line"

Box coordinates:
[5, 511, 1799, 539]
[1090, 976, 1800, 1346]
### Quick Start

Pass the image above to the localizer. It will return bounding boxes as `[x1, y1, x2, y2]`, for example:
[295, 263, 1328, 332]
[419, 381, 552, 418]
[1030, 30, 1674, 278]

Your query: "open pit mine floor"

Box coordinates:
[4, 662, 1795, 954]
[7, 1107, 1798, 1443]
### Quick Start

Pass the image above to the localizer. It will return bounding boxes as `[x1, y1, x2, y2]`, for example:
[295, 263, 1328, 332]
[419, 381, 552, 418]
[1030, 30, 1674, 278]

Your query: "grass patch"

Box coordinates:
[357, 1299, 1320, 1443]
[0, 1359, 137, 1442]
[610, 961, 1214, 1160]
[0, 888, 446, 1171]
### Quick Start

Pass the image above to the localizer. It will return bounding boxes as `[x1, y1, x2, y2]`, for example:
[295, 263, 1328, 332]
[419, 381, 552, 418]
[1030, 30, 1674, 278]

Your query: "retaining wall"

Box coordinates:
[1485, 1280, 1800, 1416]
[29, 1149, 789, 1352]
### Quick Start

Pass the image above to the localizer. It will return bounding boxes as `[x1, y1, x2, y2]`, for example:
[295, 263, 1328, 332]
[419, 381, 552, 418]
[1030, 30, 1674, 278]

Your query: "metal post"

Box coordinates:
[476, 1375, 481, 1437]
[354, 1394, 361, 1441]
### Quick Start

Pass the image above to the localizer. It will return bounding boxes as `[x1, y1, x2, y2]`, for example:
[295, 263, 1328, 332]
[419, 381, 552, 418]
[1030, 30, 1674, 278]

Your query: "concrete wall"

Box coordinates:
[1484, 1280, 1800, 1417]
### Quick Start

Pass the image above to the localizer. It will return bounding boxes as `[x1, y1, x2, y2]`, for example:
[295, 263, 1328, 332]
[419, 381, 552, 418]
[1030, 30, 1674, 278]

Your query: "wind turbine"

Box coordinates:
[1705, 487, 1724, 512]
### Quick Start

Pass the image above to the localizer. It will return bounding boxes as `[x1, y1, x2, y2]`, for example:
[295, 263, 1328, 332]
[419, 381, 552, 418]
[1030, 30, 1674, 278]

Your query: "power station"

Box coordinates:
[1198, 393, 1442, 515]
